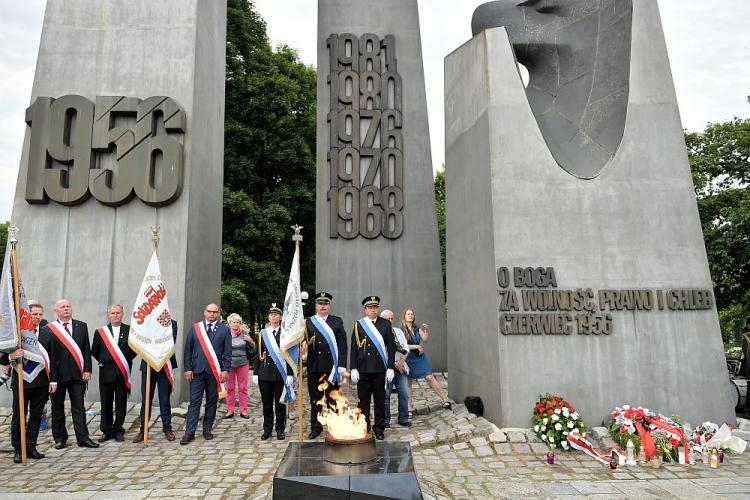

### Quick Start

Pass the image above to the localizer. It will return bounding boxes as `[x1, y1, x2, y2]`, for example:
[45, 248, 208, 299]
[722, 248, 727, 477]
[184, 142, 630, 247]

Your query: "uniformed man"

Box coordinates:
[350, 296, 395, 440]
[253, 304, 294, 440]
[304, 292, 348, 439]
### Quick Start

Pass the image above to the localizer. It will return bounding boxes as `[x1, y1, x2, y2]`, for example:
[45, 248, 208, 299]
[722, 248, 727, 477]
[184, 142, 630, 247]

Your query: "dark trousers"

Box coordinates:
[51, 380, 89, 443]
[139, 369, 172, 432]
[308, 371, 339, 433]
[99, 380, 128, 437]
[357, 371, 386, 435]
[11, 385, 49, 451]
[259, 379, 286, 434]
[185, 371, 218, 435]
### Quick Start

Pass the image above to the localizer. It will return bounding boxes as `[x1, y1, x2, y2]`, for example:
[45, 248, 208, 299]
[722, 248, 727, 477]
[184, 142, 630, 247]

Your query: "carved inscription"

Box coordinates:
[24, 95, 186, 207]
[496, 266, 714, 336]
[326, 34, 404, 239]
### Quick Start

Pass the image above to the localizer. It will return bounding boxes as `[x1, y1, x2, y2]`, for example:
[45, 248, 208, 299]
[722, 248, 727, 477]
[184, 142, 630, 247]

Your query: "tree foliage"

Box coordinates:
[222, 0, 317, 326]
[686, 117, 750, 345]
[434, 170, 446, 288]
[0, 221, 8, 253]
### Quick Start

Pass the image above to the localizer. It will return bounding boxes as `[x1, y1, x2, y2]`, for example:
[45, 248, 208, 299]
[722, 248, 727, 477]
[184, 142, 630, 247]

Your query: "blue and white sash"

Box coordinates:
[261, 328, 295, 403]
[358, 318, 387, 370]
[309, 315, 340, 384]
[21, 335, 49, 383]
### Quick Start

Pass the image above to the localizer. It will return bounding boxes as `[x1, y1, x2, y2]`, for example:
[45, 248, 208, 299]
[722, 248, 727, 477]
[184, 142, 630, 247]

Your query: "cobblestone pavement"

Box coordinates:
[0, 374, 748, 499]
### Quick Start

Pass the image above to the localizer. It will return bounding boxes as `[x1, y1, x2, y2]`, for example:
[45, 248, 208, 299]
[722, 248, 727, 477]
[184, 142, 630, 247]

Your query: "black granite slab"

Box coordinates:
[273, 442, 423, 500]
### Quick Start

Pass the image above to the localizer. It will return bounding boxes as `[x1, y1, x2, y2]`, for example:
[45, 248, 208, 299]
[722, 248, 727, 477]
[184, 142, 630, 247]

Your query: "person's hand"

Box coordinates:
[395, 357, 406, 373]
[184, 370, 194, 381]
[338, 366, 346, 376]
[9, 349, 24, 361]
[243, 334, 255, 346]
[421, 323, 429, 331]
[49, 383, 57, 394]
[82, 372, 92, 382]
[220, 371, 229, 383]
[386, 369, 394, 383]
[252, 375, 259, 385]
[2, 365, 10, 376]
[350, 369, 359, 384]
[416, 345, 425, 355]
[286, 375, 294, 387]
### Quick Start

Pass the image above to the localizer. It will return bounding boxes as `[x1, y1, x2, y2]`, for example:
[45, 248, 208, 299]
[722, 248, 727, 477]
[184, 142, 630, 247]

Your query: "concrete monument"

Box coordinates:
[4, 0, 227, 405]
[445, 0, 735, 426]
[316, 0, 446, 369]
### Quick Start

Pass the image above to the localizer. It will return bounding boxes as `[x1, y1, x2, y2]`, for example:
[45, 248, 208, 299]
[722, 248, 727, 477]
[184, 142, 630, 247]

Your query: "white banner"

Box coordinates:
[128, 251, 174, 370]
[279, 245, 304, 375]
[0, 249, 47, 382]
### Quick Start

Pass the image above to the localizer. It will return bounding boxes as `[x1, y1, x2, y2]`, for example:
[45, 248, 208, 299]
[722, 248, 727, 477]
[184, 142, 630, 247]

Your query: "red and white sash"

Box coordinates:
[96, 327, 131, 391]
[164, 359, 174, 388]
[47, 322, 84, 376]
[194, 322, 226, 397]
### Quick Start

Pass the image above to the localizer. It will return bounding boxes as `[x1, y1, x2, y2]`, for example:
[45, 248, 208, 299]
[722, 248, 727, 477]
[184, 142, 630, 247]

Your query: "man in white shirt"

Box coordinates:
[381, 309, 411, 427]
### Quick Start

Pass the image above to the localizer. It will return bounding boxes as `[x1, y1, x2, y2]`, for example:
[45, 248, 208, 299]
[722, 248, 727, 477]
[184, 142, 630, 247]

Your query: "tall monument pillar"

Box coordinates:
[6, 0, 227, 404]
[445, 0, 734, 426]
[316, 0, 447, 369]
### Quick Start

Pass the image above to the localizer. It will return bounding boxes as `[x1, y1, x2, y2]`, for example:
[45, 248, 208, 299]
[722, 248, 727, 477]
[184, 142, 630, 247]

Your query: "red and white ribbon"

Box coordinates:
[47, 322, 84, 376]
[96, 327, 131, 391]
[194, 322, 226, 397]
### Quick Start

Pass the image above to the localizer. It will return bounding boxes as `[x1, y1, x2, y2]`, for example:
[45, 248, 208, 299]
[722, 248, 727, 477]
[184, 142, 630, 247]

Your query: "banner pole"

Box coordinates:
[291, 227, 304, 443]
[144, 365, 151, 445]
[9, 228, 27, 464]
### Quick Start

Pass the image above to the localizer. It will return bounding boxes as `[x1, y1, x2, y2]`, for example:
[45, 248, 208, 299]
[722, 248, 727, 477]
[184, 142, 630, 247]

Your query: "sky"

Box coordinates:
[0, 0, 748, 222]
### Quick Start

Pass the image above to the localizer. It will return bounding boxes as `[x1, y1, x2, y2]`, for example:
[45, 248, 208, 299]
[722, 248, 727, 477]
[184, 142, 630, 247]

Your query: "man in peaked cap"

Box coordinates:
[304, 292, 348, 439]
[349, 295, 395, 440]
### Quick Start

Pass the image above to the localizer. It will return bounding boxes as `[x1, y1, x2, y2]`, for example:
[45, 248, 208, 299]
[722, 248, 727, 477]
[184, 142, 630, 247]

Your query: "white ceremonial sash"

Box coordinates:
[164, 359, 174, 388]
[261, 328, 295, 403]
[21, 340, 49, 383]
[47, 322, 84, 375]
[358, 317, 388, 369]
[309, 315, 340, 384]
[194, 323, 226, 398]
[97, 327, 131, 391]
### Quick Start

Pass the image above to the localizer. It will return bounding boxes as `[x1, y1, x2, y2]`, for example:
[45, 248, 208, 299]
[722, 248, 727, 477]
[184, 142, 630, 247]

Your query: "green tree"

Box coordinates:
[686, 117, 750, 346]
[434, 169, 446, 288]
[222, 0, 317, 326]
[0, 221, 8, 253]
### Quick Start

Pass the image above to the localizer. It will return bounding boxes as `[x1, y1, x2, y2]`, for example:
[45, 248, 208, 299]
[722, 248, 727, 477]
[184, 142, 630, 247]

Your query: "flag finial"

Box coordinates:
[291, 224, 303, 242]
[151, 226, 160, 249]
[8, 225, 18, 248]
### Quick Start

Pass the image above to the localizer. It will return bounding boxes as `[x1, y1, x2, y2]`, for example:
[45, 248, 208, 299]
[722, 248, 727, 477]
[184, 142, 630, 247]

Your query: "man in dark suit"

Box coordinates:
[1, 303, 55, 463]
[180, 304, 231, 444]
[304, 292, 348, 439]
[253, 304, 294, 440]
[133, 319, 178, 443]
[43, 299, 98, 449]
[91, 304, 136, 442]
[350, 295, 395, 440]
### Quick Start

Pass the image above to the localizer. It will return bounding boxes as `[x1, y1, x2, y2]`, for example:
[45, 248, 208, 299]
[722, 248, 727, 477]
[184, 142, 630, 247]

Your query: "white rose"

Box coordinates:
[572, 414, 578, 420]
[543, 418, 548, 425]
[541, 426, 546, 432]
[534, 425, 539, 432]
[541, 435, 547, 441]
[568, 421, 574, 429]
[550, 442, 556, 449]
[562, 409, 570, 417]
[554, 408, 561, 414]
[552, 414, 559, 422]
[563, 431, 568, 436]
[562, 440, 569, 449]
[555, 423, 562, 431]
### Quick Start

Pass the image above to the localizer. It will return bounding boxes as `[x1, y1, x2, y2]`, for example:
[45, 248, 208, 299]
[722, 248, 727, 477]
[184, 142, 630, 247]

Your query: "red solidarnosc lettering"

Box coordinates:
[133, 284, 167, 325]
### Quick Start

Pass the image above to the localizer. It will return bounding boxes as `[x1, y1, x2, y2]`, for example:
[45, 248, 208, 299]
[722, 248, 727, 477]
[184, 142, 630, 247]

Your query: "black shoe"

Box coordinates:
[384, 423, 391, 428]
[13, 451, 22, 464]
[223, 412, 234, 419]
[28, 449, 45, 459]
[180, 433, 195, 445]
[240, 413, 250, 419]
[308, 429, 322, 439]
[261, 432, 271, 440]
[115, 434, 125, 442]
[398, 421, 412, 427]
[77, 438, 100, 448]
[203, 431, 214, 440]
[375, 432, 385, 440]
[54, 441, 67, 450]
[277, 432, 285, 440]
[98, 434, 113, 443]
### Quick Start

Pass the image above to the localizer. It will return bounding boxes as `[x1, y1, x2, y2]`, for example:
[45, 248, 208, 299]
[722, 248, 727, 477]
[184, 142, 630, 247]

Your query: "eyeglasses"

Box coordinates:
[205, 310, 220, 314]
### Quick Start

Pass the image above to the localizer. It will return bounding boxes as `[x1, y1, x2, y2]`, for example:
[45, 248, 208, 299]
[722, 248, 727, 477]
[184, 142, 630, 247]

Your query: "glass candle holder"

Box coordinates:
[546, 452, 555, 465]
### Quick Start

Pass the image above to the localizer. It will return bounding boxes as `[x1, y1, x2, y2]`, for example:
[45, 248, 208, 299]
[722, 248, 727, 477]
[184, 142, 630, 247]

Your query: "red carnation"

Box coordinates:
[547, 409, 554, 416]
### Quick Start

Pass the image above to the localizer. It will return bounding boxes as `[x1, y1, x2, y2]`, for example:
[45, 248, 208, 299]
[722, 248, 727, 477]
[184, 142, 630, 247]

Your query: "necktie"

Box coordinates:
[63, 322, 71, 335]
[207, 323, 213, 335]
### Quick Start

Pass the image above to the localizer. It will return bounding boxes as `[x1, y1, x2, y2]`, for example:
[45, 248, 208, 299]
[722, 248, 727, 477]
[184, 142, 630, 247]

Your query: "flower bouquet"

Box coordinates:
[532, 394, 587, 450]
[609, 405, 687, 462]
